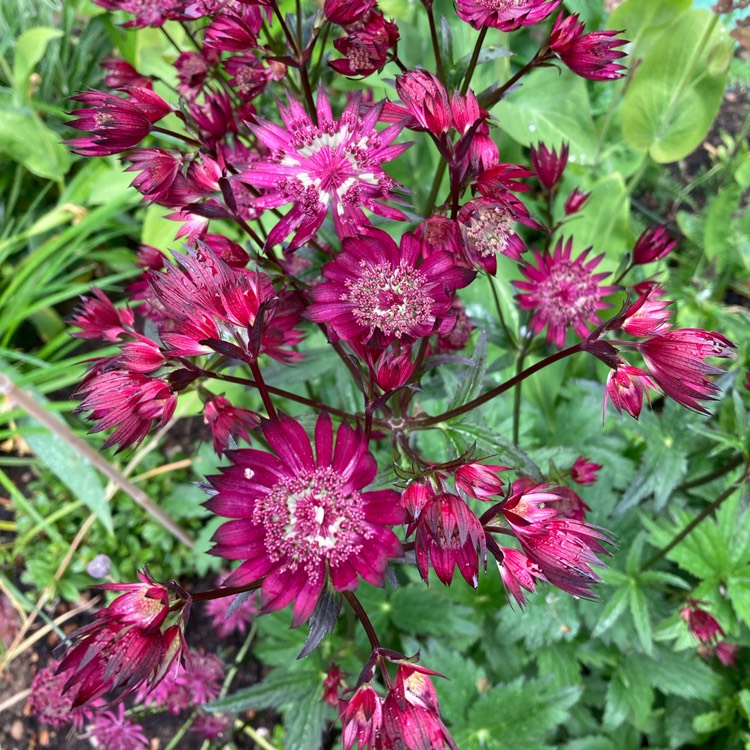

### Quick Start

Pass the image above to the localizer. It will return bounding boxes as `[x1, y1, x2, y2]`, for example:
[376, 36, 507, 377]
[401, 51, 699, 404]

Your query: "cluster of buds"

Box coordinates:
[680, 599, 740, 668]
[340, 652, 456, 749]
[402, 463, 609, 606]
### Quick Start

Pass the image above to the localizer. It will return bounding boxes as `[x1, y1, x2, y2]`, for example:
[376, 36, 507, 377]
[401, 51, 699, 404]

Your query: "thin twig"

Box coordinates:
[0, 374, 194, 549]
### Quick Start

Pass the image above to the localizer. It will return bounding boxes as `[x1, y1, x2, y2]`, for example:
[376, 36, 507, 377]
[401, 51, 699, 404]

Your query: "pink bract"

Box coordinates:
[207, 413, 404, 626]
[455, 0, 562, 31]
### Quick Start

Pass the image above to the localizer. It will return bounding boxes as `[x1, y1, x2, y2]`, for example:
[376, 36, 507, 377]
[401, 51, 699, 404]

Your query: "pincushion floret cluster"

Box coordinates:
[52, 0, 740, 747]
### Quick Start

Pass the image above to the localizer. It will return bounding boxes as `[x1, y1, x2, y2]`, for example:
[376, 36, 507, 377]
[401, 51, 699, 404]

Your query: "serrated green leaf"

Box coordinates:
[282, 687, 327, 750]
[454, 678, 580, 749]
[205, 665, 321, 713]
[693, 710, 731, 734]
[603, 660, 654, 730]
[644, 646, 721, 700]
[727, 576, 750, 627]
[447, 330, 487, 410]
[629, 584, 653, 655]
[593, 585, 629, 637]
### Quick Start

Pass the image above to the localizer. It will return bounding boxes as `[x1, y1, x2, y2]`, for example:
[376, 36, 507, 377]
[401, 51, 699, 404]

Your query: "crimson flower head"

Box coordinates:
[75, 369, 177, 453]
[492, 481, 612, 599]
[306, 229, 474, 347]
[382, 662, 457, 750]
[414, 492, 486, 588]
[620, 289, 673, 338]
[341, 683, 383, 750]
[70, 288, 134, 342]
[396, 70, 452, 136]
[203, 395, 260, 456]
[632, 225, 677, 265]
[325, 0, 376, 25]
[549, 13, 628, 81]
[605, 363, 656, 419]
[564, 187, 590, 215]
[455, 0, 561, 31]
[238, 89, 410, 250]
[570, 456, 602, 485]
[636, 329, 735, 413]
[530, 142, 569, 189]
[458, 196, 537, 272]
[515, 238, 618, 349]
[330, 12, 399, 78]
[680, 599, 725, 645]
[207, 413, 403, 626]
[67, 88, 171, 156]
[57, 570, 190, 707]
[713, 641, 741, 668]
[455, 462, 506, 499]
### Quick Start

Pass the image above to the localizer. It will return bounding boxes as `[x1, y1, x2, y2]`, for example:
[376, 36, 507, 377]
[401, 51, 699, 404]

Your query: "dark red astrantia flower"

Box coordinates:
[306, 229, 474, 347]
[455, 0, 561, 31]
[207, 413, 403, 626]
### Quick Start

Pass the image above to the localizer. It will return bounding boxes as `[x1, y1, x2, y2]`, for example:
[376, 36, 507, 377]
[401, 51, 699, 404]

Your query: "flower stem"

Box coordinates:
[151, 125, 203, 149]
[409, 342, 582, 428]
[677, 453, 744, 492]
[427, 4, 446, 85]
[487, 273, 516, 348]
[478, 47, 547, 110]
[249, 360, 279, 419]
[343, 591, 380, 651]
[511, 334, 532, 445]
[424, 158, 448, 216]
[641, 467, 748, 571]
[461, 27, 487, 95]
[192, 579, 264, 602]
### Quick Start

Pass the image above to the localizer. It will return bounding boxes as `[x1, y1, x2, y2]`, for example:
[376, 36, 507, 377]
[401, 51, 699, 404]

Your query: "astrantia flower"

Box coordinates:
[203, 395, 260, 455]
[496, 547, 545, 607]
[620, 290, 673, 338]
[605, 363, 656, 419]
[570, 456, 602, 485]
[530, 142, 568, 189]
[455, 462, 506, 500]
[90, 704, 149, 750]
[70, 288, 134, 342]
[681, 599, 725, 645]
[485, 480, 612, 599]
[207, 413, 403, 626]
[341, 683, 383, 750]
[238, 89, 410, 250]
[455, 0, 561, 31]
[636, 329, 735, 413]
[382, 663, 458, 750]
[75, 369, 177, 453]
[414, 492, 486, 587]
[57, 571, 190, 706]
[515, 238, 618, 348]
[632, 225, 677, 265]
[564, 187, 590, 215]
[306, 229, 474, 347]
[396, 70, 452, 136]
[205, 577, 259, 639]
[28, 661, 94, 729]
[549, 12, 628, 81]
[458, 196, 536, 273]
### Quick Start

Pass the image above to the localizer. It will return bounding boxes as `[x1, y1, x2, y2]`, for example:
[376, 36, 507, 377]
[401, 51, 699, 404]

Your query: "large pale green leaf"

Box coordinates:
[13, 27, 63, 102]
[0, 103, 71, 180]
[607, 0, 692, 57]
[494, 68, 597, 163]
[621, 10, 732, 163]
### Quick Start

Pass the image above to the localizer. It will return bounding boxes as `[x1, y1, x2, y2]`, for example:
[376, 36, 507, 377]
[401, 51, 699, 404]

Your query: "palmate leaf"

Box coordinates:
[453, 678, 581, 750]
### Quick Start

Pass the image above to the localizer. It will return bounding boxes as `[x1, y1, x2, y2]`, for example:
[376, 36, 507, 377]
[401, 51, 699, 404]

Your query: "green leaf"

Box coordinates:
[282, 687, 327, 750]
[603, 659, 654, 730]
[726, 576, 750, 627]
[205, 664, 321, 713]
[593, 585, 629, 637]
[628, 584, 653, 655]
[13, 27, 64, 102]
[494, 68, 597, 162]
[704, 186, 745, 272]
[21, 422, 111, 534]
[444, 422, 543, 481]
[454, 678, 580, 749]
[447, 330, 487, 410]
[607, 0, 692, 57]
[621, 9, 732, 163]
[644, 646, 721, 701]
[0, 104, 71, 180]
[692, 710, 731, 734]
